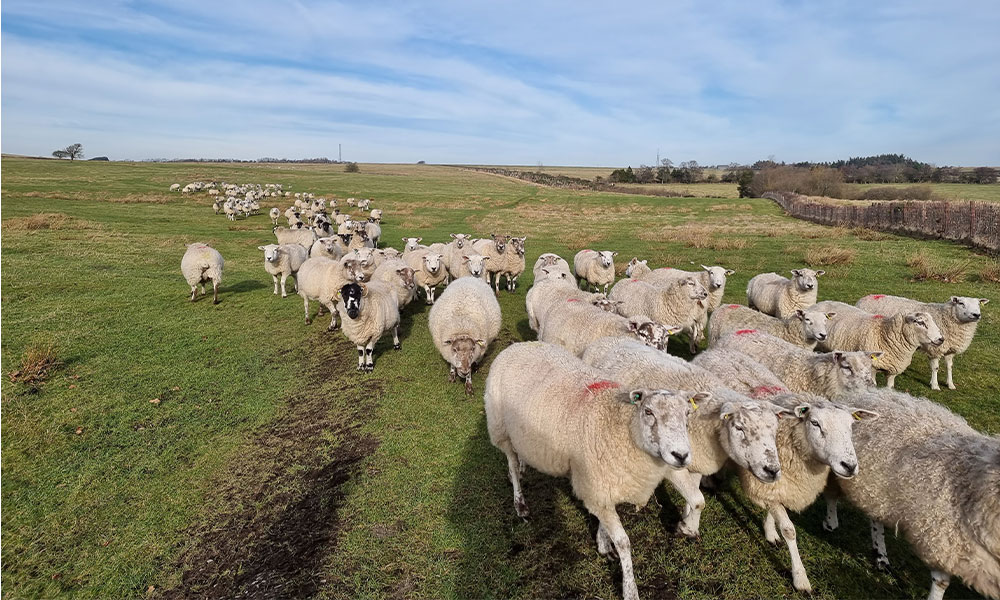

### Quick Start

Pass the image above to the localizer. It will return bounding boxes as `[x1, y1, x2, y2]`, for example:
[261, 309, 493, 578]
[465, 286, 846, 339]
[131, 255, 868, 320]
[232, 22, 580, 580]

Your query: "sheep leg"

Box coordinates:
[200, 283, 206, 295]
[272, 274, 280, 295]
[212, 281, 219, 304]
[871, 520, 890, 570]
[280, 273, 289, 297]
[885, 373, 896, 388]
[393, 325, 401, 350]
[596, 524, 615, 557]
[464, 374, 473, 396]
[928, 570, 950, 600]
[592, 507, 639, 600]
[189, 285, 198, 301]
[664, 469, 705, 538]
[449, 366, 457, 383]
[771, 505, 811, 592]
[928, 356, 941, 390]
[944, 354, 956, 389]
[500, 445, 529, 518]
[822, 491, 840, 531]
[356, 347, 365, 371]
[763, 512, 780, 544]
[424, 285, 433, 305]
[364, 344, 374, 371]
[326, 301, 339, 330]
[303, 297, 312, 325]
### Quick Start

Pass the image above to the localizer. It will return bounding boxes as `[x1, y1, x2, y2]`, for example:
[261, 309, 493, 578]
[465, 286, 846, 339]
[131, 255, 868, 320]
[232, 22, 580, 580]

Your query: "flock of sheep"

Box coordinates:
[176, 180, 997, 600]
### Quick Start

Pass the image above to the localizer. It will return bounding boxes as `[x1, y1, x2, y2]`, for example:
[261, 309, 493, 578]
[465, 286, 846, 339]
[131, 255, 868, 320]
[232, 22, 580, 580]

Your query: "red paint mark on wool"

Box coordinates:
[586, 380, 620, 393]
[566, 298, 580, 302]
[871, 294, 886, 300]
[735, 329, 757, 336]
[727, 304, 741, 309]
[631, 279, 638, 282]
[873, 314, 884, 319]
[750, 385, 786, 398]
[658, 267, 673, 271]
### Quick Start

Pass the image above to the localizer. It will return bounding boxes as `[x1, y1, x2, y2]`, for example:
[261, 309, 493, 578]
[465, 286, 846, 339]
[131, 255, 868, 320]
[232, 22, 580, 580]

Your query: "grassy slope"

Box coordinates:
[2, 158, 997, 599]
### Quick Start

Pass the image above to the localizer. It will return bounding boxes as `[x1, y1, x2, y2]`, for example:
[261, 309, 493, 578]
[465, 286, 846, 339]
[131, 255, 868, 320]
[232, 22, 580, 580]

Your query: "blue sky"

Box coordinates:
[2, 1, 998, 165]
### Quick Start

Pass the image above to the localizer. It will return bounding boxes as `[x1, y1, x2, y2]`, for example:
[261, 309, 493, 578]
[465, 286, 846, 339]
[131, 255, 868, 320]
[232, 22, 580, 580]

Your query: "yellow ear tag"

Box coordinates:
[476, 340, 486, 347]
[870, 354, 879, 364]
[689, 397, 699, 410]
[853, 412, 863, 421]
[722, 413, 731, 420]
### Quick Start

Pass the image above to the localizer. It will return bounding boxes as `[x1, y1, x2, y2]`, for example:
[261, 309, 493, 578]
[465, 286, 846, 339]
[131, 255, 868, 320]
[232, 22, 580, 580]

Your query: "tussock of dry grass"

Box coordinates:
[851, 227, 892, 241]
[8, 342, 62, 389]
[106, 193, 174, 204]
[907, 249, 969, 283]
[3, 212, 103, 231]
[665, 226, 753, 250]
[805, 246, 856, 266]
[707, 203, 753, 211]
[557, 230, 607, 249]
[979, 261, 1000, 284]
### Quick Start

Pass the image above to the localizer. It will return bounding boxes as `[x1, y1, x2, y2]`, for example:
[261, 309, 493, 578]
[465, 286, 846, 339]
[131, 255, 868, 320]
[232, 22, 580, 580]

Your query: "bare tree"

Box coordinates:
[52, 143, 84, 160]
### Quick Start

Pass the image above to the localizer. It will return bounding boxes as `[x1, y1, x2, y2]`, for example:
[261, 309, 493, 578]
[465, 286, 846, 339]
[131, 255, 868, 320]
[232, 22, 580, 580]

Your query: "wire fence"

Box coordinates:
[763, 192, 1000, 252]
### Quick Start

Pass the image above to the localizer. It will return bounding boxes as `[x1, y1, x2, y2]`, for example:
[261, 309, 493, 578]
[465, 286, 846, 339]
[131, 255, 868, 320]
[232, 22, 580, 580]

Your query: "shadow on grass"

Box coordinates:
[226, 279, 267, 294]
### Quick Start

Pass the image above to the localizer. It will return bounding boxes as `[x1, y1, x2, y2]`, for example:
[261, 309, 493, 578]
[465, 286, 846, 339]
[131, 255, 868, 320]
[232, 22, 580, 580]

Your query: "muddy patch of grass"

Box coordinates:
[907, 250, 969, 283]
[804, 246, 856, 266]
[8, 342, 63, 391]
[3, 212, 104, 231]
[159, 336, 379, 600]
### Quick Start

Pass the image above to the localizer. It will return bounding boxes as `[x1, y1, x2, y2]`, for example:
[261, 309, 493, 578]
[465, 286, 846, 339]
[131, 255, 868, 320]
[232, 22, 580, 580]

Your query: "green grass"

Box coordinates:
[848, 182, 1000, 203]
[2, 157, 997, 599]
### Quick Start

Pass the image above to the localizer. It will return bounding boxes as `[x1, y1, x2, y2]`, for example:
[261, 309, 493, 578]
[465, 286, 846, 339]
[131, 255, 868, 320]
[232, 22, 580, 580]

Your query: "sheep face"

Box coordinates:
[903, 311, 945, 347]
[796, 309, 833, 343]
[444, 335, 486, 379]
[423, 253, 444, 275]
[628, 319, 682, 351]
[677, 277, 709, 301]
[717, 401, 788, 483]
[463, 255, 488, 278]
[449, 233, 471, 248]
[510, 237, 526, 257]
[352, 248, 376, 267]
[591, 298, 622, 314]
[539, 253, 561, 267]
[832, 351, 879, 390]
[598, 251, 616, 268]
[950, 296, 988, 323]
[625, 258, 647, 277]
[342, 259, 367, 283]
[793, 402, 877, 479]
[627, 389, 704, 469]
[319, 238, 339, 254]
[339, 283, 365, 319]
[702, 265, 733, 291]
[539, 268, 572, 285]
[790, 268, 824, 292]
[403, 237, 423, 252]
[395, 267, 416, 291]
[489, 234, 508, 254]
[259, 244, 281, 263]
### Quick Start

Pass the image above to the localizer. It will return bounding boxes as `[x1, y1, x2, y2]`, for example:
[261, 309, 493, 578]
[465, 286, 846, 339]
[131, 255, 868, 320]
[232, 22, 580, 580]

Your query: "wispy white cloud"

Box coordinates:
[2, 0, 998, 164]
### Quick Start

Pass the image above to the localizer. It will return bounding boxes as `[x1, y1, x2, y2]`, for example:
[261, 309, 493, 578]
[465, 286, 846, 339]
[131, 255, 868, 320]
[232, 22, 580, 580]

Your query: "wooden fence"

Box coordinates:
[763, 192, 1000, 252]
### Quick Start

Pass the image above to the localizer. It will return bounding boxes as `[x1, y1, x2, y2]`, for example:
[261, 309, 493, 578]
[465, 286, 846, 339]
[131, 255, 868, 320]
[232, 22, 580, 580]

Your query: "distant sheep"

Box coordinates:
[181, 243, 224, 304]
[746, 269, 824, 318]
[258, 243, 308, 297]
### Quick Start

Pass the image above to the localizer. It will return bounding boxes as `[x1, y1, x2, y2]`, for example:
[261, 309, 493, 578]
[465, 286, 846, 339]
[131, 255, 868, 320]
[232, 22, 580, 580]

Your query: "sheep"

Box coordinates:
[347, 229, 372, 251]
[472, 234, 510, 292]
[372, 247, 402, 267]
[428, 277, 502, 394]
[181, 243, 224, 304]
[269, 207, 281, 226]
[344, 247, 377, 280]
[485, 340, 703, 600]
[707, 304, 836, 349]
[357, 198, 371, 211]
[532, 253, 572, 282]
[448, 252, 491, 282]
[525, 270, 604, 332]
[309, 237, 345, 261]
[822, 388, 998, 600]
[369, 208, 383, 223]
[258, 244, 308, 297]
[608, 276, 709, 353]
[403, 250, 447, 304]
[856, 294, 989, 390]
[643, 265, 735, 313]
[372, 258, 416, 308]
[401, 237, 425, 253]
[812, 300, 944, 388]
[746, 269, 825, 318]
[223, 201, 238, 221]
[573, 249, 617, 294]
[364, 218, 381, 247]
[443, 234, 477, 277]
[499, 236, 527, 292]
[273, 226, 317, 252]
[296, 257, 366, 330]
[691, 348, 790, 398]
[170, 183, 181, 192]
[624, 257, 652, 279]
[581, 337, 793, 537]
[715, 330, 881, 398]
[538, 296, 680, 356]
[336, 281, 401, 371]
[212, 199, 222, 215]
[737, 393, 877, 593]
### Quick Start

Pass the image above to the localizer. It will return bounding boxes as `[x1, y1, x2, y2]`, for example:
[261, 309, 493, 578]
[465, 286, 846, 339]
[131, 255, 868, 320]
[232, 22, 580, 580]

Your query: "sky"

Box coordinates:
[2, 1, 999, 166]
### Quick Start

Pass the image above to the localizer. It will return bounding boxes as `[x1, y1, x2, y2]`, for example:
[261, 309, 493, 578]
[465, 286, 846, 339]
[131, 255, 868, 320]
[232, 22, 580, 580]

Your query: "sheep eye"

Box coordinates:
[734, 424, 744, 432]
[644, 408, 654, 417]
[810, 420, 820, 427]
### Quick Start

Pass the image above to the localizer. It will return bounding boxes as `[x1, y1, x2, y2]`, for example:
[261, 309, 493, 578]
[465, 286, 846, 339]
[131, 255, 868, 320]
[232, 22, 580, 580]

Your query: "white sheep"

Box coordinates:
[707, 304, 836, 349]
[370, 208, 383, 223]
[402, 250, 447, 304]
[310, 237, 345, 261]
[715, 330, 880, 398]
[691, 348, 790, 399]
[573, 249, 617, 294]
[336, 281, 401, 371]
[181, 243, 224, 304]
[472, 234, 510, 292]
[344, 247, 377, 280]
[823, 388, 998, 600]
[624, 257, 652, 279]
[498, 236, 526, 292]
[812, 300, 944, 388]
[643, 265, 735, 313]
[856, 294, 989, 390]
[746, 269, 825, 318]
[532, 253, 572, 282]
[525, 271, 604, 332]
[442, 233, 476, 277]
[485, 340, 702, 600]
[448, 252, 491, 282]
[608, 276, 708, 353]
[273, 226, 317, 252]
[539, 296, 680, 356]
[364, 218, 381, 247]
[269, 207, 281, 226]
[737, 393, 877, 593]
[581, 337, 792, 537]
[429, 277, 502, 394]
[401, 237, 425, 253]
[296, 257, 366, 330]
[371, 258, 416, 308]
[258, 243, 308, 297]
[169, 183, 181, 192]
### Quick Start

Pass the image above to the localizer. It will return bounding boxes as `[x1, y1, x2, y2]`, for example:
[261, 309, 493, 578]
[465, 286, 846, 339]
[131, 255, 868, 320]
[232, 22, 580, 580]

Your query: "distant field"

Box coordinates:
[848, 182, 1000, 203]
[2, 157, 997, 599]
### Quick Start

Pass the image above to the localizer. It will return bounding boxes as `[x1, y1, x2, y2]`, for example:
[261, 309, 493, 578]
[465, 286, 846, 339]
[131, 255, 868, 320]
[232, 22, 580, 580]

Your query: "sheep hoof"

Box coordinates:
[448, 371, 457, 383]
[305, 318, 312, 325]
[464, 381, 474, 395]
[947, 383, 956, 390]
[213, 299, 220, 305]
[356, 365, 364, 372]
[676, 523, 700, 539]
[514, 498, 530, 519]
[822, 521, 837, 533]
[393, 343, 401, 350]
[874, 555, 890, 571]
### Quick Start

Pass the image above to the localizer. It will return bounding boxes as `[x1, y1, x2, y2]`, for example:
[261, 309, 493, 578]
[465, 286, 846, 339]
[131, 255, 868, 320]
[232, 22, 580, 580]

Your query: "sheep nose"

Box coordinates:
[972, 313, 981, 320]
[671, 451, 689, 464]
[763, 465, 780, 480]
[806, 284, 815, 289]
[935, 337, 945, 345]
[840, 461, 858, 476]
[815, 333, 827, 340]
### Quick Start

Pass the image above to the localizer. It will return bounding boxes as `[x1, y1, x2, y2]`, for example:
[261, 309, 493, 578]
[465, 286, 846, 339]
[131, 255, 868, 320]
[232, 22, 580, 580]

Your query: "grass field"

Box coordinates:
[2, 157, 998, 599]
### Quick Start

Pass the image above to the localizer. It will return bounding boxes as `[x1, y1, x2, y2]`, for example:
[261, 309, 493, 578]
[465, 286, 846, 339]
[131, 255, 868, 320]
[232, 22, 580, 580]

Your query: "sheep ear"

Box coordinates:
[725, 269, 735, 275]
[774, 406, 797, 419]
[359, 283, 369, 296]
[701, 264, 710, 271]
[719, 402, 737, 420]
[816, 270, 826, 276]
[794, 309, 805, 320]
[869, 351, 884, 362]
[627, 390, 644, 405]
[794, 404, 811, 418]
[476, 339, 486, 347]
[791, 269, 802, 276]
[825, 312, 837, 320]
[849, 408, 878, 421]
[833, 351, 845, 364]
[690, 392, 710, 409]
[612, 251, 618, 257]
[980, 298, 990, 305]
[627, 320, 641, 333]
[666, 325, 684, 335]
[482, 256, 490, 262]
[258, 246, 265, 251]
[450, 233, 457, 238]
